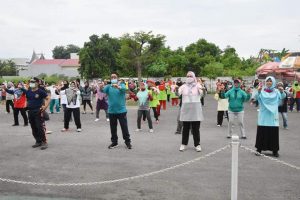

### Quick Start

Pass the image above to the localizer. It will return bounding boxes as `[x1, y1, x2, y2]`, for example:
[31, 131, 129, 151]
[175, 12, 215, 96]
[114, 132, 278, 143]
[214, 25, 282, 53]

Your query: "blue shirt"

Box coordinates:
[22, 88, 48, 110]
[103, 83, 127, 114]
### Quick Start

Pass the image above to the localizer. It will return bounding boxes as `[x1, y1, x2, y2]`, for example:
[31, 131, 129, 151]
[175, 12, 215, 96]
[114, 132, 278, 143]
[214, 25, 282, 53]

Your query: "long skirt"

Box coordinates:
[255, 126, 279, 152]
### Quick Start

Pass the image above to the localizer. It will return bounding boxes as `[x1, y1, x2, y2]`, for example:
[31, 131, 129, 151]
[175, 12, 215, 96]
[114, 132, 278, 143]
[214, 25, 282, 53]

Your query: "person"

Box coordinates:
[147, 80, 160, 123]
[5, 82, 15, 114]
[289, 81, 300, 112]
[254, 76, 286, 157]
[102, 72, 132, 149]
[220, 79, 251, 139]
[60, 81, 82, 132]
[47, 84, 60, 114]
[94, 80, 109, 122]
[130, 82, 154, 133]
[214, 83, 229, 127]
[157, 80, 167, 116]
[4, 81, 28, 126]
[199, 78, 207, 106]
[277, 82, 289, 129]
[170, 81, 179, 106]
[21, 78, 50, 150]
[178, 71, 204, 152]
[56, 80, 70, 122]
[81, 81, 94, 114]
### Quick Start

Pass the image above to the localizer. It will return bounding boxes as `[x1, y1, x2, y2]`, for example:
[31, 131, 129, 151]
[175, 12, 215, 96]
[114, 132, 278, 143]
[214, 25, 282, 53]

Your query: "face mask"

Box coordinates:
[64, 84, 68, 87]
[29, 83, 36, 88]
[295, 84, 298, 86]
[186, 77, 194, 84]
[111, 79, 118, 84]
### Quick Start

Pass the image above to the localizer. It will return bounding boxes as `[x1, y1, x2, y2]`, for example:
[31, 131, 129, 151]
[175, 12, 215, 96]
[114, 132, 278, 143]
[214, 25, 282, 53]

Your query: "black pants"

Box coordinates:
[109, 112, 131, 145]
[137, 110, 153, 129]
[167, 94, 170, 102]
[64, 108, 81, 129]
[6, 100, 14, 113]
[182, 121, 200, 146]
[200, 97, 204, 106]
[13, 108, 28, 125]
[28, 109, 46, 143]
[83, 100, 93, 111]
[151, 107, 159, 121]
[217, 111, 228, 126]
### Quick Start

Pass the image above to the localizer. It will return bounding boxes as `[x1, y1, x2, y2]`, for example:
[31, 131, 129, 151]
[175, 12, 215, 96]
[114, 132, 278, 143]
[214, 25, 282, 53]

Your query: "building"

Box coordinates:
[19, 52, 80, 77]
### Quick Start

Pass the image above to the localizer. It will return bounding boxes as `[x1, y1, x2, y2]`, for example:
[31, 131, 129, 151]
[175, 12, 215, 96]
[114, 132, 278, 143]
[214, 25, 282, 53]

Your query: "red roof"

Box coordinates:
[31, 59, 80, 66]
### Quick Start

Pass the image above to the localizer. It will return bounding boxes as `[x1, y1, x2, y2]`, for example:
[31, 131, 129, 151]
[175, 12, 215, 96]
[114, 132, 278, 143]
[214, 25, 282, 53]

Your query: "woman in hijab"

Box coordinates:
[255, 76, 286, 157]
[178, 71, 204, 152]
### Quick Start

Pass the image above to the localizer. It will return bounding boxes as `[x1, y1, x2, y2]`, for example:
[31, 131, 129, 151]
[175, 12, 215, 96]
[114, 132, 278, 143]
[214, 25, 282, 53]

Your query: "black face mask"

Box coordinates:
[64, 84, 68, 88]
[295, 84, 298, 86]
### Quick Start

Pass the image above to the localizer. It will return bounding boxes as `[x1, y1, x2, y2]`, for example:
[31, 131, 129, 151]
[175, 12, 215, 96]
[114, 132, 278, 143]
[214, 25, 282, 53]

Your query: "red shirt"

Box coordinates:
[14, 93, 27, 108]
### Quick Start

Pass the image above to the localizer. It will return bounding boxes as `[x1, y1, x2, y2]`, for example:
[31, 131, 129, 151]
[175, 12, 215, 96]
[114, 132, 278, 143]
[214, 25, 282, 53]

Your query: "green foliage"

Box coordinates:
[0, 60, 17, 76]
[52, 44, 80, 59]
[147, 60, 168, 77]
[79, 34, 120, 79]
[202, 62, 224, 79]
[118, 31, 166, 80]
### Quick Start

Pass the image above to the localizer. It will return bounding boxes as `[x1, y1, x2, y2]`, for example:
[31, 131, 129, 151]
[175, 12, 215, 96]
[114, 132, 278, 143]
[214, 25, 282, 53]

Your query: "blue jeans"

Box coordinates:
[280, 112, 288, 128]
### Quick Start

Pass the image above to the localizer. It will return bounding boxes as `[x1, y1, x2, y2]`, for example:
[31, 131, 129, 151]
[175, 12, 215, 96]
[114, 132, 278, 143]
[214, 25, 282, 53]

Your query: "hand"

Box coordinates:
[246, 88, 252, 93]
[278, 86, 284, 92]
[112, 84, 119, 89]
[40, 106, 47, 112]
[257, 86, 262, 92]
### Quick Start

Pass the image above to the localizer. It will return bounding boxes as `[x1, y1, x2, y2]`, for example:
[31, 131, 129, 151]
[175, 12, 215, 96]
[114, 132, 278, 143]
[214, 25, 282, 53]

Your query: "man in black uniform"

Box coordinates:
[21, 78, 50, 150]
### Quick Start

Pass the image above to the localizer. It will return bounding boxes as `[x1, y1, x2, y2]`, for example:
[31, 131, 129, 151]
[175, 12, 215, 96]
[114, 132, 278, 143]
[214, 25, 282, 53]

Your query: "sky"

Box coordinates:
[0, 0, 299, 59]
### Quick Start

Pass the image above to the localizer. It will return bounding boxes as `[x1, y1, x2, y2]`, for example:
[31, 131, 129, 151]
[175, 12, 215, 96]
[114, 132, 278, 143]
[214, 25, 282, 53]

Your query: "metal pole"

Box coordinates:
[231, 135, 239, 200]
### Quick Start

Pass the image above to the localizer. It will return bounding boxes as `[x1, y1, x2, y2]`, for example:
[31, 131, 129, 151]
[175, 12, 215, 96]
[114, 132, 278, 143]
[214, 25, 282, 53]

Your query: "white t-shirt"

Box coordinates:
[60, 90, 68, 105]
[60, 90, 81, 108]
[47, 86, 59, 100]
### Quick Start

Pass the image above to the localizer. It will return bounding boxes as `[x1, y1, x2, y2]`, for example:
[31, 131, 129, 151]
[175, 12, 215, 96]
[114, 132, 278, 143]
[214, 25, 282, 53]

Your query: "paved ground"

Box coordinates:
[0, 95, 299, 200]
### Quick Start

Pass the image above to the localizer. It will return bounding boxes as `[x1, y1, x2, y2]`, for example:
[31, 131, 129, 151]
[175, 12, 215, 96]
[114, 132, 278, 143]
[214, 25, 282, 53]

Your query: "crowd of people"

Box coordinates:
[0, 72, 299, 157]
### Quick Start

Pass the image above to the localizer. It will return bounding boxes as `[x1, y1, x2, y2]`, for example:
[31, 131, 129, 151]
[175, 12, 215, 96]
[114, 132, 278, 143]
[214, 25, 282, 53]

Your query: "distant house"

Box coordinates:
[19, 58, 80, 77]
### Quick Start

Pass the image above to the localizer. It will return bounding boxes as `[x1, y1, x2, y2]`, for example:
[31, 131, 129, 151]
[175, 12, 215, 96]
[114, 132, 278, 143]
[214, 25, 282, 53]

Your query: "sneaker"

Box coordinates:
[217, 124, 221, 127]
[77, 128, 82, 132]
[61, 128, 69, 132]
[195, 145, 202, 152]
[46, 130, 53, 134]
[126, 143, 132, 149]
[91, 112, 94, 114]
[95, 118, 100, 122]
[135, 129, 142, 132]
[106, 118, 110, 122]
[24, 124, 28, 127]
[179, 144, 186, 152]
[108, 143, 118, 149]
[149, 129, 154, 133]
[40, 142, 48, 150]
[82, 112, 86, 114]
[156, 120, 159, 124]
[32, 142, 42, 148]
[227, 135, 231, 139]
[12, 124, 19, 126]
[273, 151, 279, 157]
[241, 136, 247, 139]
[284, 127, 288, 130]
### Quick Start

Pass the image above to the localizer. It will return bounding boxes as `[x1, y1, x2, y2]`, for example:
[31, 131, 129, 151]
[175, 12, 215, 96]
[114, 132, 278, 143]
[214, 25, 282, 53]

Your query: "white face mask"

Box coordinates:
[29, 83, 36, 88]
[186, 77, 194, 84]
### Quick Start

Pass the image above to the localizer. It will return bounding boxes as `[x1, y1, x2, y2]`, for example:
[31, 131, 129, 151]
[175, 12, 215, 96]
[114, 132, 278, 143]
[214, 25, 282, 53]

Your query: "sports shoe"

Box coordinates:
[195, 145, 202, 152]
[32, 142, 42, 148]
[106, 118, 110, 122]
[227, 135, 231, 139]
[82, 111, 86, 114]
[61, 128, 69, 132]
[217, 124, 221, 127]
[46, 130, 53, 134]
[273, 151, 279, 157]
[179, 144, 186, 152]
[108, 143, 118, 149]
[156, 120, 159, 124]
[149, 129, 154, 133]
[126, 143, 132, 149]
[77, 128, 82, 132]
[91, 112, 94, 114]
[40, 142, 48, 150]
[12, 124, 19, 126]
[241, 136, 247, 139]
[95, 118, 100, 122]
[135, 128, 142, 132]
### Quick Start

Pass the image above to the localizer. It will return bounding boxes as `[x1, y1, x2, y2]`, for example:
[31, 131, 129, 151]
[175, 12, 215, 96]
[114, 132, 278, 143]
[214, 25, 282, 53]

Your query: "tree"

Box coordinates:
[52, 44, 80, 59]
[202, 62, 224, 80]
[78, 34, 121, 79]
[147, 60, 168, 77]
[119, 31, 166, 81]
[185, 39, 221, 76]
[0, 60, 17, 76]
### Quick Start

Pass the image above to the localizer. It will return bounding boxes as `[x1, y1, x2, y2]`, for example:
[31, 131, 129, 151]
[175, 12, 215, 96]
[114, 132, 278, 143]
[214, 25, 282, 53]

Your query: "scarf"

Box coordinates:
[65, 88, 77, 105]
[260, 76, 278, 114]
